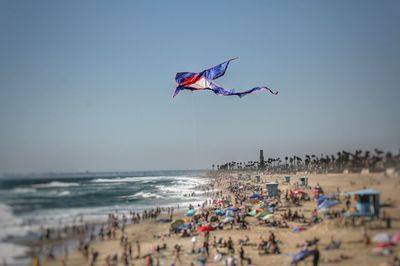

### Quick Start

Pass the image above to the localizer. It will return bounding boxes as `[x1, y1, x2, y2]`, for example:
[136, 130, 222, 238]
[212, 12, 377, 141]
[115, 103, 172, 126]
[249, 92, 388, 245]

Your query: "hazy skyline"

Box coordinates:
[0, 0, 399, 173]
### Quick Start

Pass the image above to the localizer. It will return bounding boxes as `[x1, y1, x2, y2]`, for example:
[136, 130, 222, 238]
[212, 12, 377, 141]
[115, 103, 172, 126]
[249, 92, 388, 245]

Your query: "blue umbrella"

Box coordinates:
[318, 200, 337, 209]
[227, 207, 238, 212]
[250, 194, 262, 199]
[292, 250, 313, 264]
[178, 223, 191, 229]
[317, 196, 330, 205]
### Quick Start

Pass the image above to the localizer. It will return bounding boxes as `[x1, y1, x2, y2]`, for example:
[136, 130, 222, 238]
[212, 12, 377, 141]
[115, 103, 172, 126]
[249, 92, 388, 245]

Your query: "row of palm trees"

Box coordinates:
[213, 148, 400, 173]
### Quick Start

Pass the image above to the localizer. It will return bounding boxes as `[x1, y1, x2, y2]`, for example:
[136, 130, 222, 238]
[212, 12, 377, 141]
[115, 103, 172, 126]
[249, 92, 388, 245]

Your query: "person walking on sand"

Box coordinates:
[174, 244, 182, 264]
[192, 235, 197, 253]
[313, 246, 320, 266]
[136, 240, 141, 259]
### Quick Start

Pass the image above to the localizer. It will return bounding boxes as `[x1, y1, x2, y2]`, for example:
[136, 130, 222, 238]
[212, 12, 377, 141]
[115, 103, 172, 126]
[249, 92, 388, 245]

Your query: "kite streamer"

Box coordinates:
[173, 58, 278, 98]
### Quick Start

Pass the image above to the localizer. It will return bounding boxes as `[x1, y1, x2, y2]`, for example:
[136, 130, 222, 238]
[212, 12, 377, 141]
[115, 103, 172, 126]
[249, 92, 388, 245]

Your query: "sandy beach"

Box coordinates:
[36, 171, 400, 266]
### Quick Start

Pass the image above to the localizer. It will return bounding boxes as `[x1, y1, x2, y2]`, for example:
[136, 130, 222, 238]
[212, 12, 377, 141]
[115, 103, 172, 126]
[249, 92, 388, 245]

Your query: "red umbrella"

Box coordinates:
[197, 225, 213, 233]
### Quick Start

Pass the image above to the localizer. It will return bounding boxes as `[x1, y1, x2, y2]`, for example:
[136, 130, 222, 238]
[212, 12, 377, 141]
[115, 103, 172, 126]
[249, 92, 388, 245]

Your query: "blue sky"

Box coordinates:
[0, 0, 399, 173]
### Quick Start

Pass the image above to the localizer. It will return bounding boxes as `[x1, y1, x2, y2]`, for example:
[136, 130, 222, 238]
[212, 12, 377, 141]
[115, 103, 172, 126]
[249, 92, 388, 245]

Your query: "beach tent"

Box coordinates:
[299, 176, 308, 187]
[347, 188, 380, 217]
[170, 219, 184, 230]
[266, 182, 279, 197]
[284, 176, 291, 183]
[185, 209, 197, 217]
[318, 199, 337, 209]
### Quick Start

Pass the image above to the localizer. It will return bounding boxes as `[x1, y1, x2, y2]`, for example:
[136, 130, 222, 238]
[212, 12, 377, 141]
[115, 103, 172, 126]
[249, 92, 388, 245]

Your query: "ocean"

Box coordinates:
[0, 170, 209, 264]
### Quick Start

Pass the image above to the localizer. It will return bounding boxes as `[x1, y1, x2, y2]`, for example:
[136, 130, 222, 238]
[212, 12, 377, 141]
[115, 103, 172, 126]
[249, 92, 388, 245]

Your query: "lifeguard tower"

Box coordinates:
[266, 182, 279, 197]
[299, 176, 308, 187]
[348, 188, 380, 217]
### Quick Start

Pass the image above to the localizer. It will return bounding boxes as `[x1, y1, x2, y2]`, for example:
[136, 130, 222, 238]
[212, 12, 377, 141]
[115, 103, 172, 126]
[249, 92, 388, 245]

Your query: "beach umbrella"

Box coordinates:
[291, 250, 313, 264]
[262, 214, 274, 220]
[210, 216, 219, 222]
[178, 223, 191, 230]
[372, 233, 391, 243]
[223, 217, 235, 223]
[255, 211, 269, 218]
[185, 209, 196, 217]
[248, 209, 257, 216]
[391, 232, 400, 243]
[197, 225, 213, 233]
[317, 196, 330, 205]
[250, 194, 262, 199]
[318, 200, 337, 209]
[225, 210, 235, 217]
[170, 219, 184, 230]
[227, 207, 238, 212]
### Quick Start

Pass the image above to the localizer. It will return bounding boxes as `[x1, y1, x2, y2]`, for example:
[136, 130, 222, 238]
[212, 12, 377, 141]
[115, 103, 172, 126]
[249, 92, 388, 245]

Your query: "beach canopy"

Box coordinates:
[318, 200, 337, 209]
[372, 233, 391, 243]
[185, 209, 197, 217]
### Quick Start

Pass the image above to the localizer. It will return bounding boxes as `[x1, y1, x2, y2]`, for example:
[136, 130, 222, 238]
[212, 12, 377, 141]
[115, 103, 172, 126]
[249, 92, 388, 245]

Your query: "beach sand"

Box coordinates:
[43, 172, 400, 266]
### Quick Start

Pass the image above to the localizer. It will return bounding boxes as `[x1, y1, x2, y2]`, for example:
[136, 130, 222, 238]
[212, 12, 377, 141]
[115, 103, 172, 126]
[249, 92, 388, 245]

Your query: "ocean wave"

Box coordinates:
[90, 175, 191, 184]
[11, 187, 37, 193]
[0, 242, 30, 265]
[119, 192, 164, 200]
[32, 181, 79, 188]
[59, 191, 71, 196]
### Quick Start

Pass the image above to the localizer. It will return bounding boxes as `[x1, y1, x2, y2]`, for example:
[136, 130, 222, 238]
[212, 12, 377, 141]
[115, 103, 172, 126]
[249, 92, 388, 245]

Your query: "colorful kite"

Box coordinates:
[173, 58, 278, 98]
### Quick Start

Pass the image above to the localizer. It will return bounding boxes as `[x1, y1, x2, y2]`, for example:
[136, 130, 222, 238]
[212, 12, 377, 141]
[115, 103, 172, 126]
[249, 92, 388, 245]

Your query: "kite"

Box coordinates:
[173, 58, 278, 98]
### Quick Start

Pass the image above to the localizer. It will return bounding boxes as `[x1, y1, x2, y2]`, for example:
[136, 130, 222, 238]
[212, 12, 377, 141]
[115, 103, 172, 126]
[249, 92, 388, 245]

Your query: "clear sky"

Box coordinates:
[0, 0, 399, 173]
